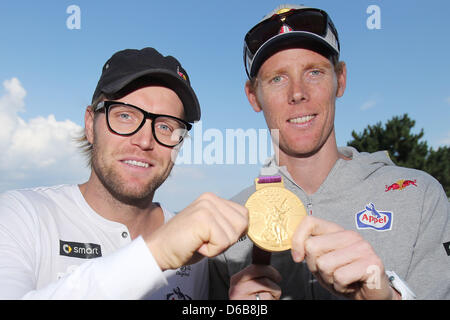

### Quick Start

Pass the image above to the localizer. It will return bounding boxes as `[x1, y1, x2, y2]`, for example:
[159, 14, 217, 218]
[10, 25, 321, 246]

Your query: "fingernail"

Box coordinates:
[291, 250, 301, 262]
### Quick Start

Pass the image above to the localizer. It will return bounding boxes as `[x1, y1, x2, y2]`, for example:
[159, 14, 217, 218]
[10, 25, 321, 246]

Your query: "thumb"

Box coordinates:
[291, 216, 344, 262]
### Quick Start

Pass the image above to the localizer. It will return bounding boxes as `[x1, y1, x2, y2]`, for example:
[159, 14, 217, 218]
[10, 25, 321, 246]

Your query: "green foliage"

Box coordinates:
[424, 146, 450, 197]
[347, 114, 450, 197]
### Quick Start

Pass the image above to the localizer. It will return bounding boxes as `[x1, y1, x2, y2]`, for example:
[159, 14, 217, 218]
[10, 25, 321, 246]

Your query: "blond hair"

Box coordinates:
[74, 93, 106, 168]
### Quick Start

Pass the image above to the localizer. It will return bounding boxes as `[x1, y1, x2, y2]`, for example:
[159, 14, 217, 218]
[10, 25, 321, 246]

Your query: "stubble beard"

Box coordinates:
[91, 143, 174, 207]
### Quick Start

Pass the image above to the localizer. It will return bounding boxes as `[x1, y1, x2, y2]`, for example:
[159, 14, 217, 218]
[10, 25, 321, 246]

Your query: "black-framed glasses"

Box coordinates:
[94, 101, 192, 147]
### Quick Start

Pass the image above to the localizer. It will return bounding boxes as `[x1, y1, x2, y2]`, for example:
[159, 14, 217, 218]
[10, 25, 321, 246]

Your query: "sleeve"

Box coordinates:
[405, 178, 450, 299]
[22, 237, 168, 300]
[0, 191, 40, 299]
[0, 192, 168, 299]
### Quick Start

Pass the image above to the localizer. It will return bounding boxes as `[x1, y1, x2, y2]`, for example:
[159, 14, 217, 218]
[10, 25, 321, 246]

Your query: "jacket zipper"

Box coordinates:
[306, 200, 313, 215]
[305, 198, 315, 299]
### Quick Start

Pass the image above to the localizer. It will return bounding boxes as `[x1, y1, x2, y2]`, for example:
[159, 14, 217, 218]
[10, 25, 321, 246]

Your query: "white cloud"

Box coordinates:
[360, 99, 377, 111]
[0, 78, 89, 192]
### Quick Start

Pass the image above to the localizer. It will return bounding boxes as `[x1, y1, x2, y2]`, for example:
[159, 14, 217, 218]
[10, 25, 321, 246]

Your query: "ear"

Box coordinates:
[244, 80, 262, 113]
[84, 106, 95, 144]
[335, 61, 347, 98]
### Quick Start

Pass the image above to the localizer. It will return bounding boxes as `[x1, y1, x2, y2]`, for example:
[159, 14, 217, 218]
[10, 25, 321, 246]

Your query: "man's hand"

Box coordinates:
[145, 193, 248, 271]
[291, 216, 399, 300]
[229, 264, 282, 300]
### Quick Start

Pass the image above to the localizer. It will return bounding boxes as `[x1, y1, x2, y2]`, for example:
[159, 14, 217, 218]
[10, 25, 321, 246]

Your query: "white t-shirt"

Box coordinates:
[0, 184, 208, 300]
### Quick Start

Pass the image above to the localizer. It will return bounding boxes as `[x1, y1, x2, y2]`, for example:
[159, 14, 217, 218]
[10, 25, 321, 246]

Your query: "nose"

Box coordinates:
[129, 119, 156, 150]
[287, 76, 308, 105]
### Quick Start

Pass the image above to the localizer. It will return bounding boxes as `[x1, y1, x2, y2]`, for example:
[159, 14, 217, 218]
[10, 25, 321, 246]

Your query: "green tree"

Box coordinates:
[347, 114, 450, 197]
[424, 146, 450, 197]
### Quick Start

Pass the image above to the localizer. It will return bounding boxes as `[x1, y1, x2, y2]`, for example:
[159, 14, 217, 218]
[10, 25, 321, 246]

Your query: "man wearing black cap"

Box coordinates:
[0, 47, 248, 299]
[209, 5, 449, 300]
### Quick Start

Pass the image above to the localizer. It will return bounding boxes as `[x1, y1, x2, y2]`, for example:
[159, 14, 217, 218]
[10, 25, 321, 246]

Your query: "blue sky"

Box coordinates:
[0, 0, 449, 212]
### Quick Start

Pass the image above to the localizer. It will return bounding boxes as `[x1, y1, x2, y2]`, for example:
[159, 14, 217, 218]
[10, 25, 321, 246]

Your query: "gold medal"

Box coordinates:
[245, 177, 306, 252]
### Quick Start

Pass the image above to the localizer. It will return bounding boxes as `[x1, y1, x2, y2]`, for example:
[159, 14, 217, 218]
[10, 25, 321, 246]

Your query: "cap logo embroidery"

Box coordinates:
[177, 66, 187, 81]
[279, 24, 293, 34]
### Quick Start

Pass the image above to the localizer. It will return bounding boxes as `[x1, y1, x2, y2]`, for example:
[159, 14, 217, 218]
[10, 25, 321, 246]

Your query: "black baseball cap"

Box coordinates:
[92, 47, 201, 122]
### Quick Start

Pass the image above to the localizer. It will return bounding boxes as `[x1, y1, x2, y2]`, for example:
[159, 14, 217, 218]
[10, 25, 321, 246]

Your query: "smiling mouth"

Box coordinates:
[122, 160, 151, 168]
[288, 114, 316, 124]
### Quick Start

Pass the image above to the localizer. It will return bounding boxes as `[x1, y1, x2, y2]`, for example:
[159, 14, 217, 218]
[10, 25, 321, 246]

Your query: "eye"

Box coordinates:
[109, 105, 141, 123]
[268, 74, 287, 86]
[304, 68, 326, 83]
[113, 111, 136, 122]
[157, 123, 172, 131]
[271, 75, 282, 83]
[119, 113, 131, 120]
[155, 122, 176, 136]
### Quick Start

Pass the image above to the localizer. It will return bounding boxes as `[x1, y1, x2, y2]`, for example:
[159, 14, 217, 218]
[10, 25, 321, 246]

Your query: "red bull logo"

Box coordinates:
[177, 66, 187, 81]
[385, 179, 417, 192]
[356, 203, 393, 231]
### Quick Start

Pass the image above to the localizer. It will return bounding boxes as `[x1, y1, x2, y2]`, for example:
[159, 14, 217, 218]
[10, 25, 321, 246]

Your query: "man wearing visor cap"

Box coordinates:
[209, 4, 449, 300]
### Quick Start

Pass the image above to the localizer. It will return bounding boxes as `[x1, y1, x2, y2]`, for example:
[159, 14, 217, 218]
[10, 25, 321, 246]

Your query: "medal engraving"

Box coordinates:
[245, 187, 306, 252]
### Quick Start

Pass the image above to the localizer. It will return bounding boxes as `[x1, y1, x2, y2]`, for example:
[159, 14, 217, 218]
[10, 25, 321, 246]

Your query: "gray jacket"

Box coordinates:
[209, 147, 450, 299]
